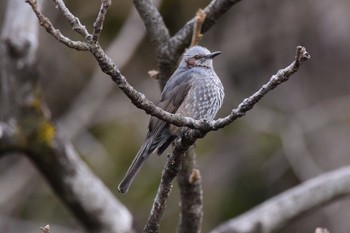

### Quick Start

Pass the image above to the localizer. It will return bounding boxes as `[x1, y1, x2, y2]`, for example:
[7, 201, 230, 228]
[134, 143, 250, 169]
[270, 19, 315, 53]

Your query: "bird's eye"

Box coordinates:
[193, 55, 201, 59]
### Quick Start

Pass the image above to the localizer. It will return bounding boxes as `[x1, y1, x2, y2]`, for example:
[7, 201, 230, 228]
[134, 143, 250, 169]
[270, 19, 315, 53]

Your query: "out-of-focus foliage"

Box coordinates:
[1, 0, 350, 232]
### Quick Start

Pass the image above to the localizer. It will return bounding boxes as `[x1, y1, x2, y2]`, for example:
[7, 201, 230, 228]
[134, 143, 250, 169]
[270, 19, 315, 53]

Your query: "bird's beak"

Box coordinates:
[206, 51, 221, 59]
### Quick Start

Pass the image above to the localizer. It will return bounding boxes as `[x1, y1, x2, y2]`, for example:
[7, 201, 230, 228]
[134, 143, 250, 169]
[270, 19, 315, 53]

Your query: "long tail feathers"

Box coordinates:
[118, 140, 151, 193]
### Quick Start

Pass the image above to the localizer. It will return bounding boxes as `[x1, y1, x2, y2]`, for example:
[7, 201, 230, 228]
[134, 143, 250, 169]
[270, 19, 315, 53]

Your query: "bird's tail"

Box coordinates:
[118, 139, 152, 193]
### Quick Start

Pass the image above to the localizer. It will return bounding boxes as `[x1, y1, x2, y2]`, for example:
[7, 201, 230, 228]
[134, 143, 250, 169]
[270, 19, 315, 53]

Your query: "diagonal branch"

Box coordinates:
[144, 136, 192, 233]
[28, 133, 133, 233]
[49, 0, 90, 39]
[91, 0, 112, 43]
[211, 46, 311, 130]
[59, 4, 152, 140]
[26, 0, 89, 51]
[144, 130, 205, 233]
[133, 0, 170, 50]
[156, 0, 243, 86]
[210, 166, 350, 233]
[142, 46, 310, 232]
[26, 0, 312, 135]
[1, 1, 133, 232]
[169, 0, 243, 53]
[0, 118, 134, 233]
[25, 1, 314, 233]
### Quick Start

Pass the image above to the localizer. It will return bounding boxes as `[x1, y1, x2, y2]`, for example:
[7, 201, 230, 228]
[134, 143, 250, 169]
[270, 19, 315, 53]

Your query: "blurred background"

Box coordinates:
[1, 0, 350, 232]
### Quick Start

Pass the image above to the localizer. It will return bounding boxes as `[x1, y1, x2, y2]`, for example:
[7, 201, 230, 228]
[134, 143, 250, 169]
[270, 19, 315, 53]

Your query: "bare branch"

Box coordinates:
[144, 130, 204, 233]
[59, 4, 152, 140]
[156, 0, 243, 84]
[133, 0, 170, 49]
[144, 147, 186, 233]
[27, 0, 308, 136]
[50, 0, 90, 39]
[143, 46, 310, 232]
[29, 134, 133, 233]
[2, 1, 133, 232]
[210, 166, 350, 233]
[177, 149, 203, 233]
[170, 0, 242, 51]
[144, 149, 204, 233]
[25, 0, 90, 51]
[211, 46, 311, 130]
[0, 121, 133, 233]
[23, 1, 316, 233]
[92, 0, 112, 43]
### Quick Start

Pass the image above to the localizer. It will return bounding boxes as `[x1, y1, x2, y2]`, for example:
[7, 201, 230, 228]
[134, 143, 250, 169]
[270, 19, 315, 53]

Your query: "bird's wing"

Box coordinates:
[118, 73, 192, 192]
[148, 72, 193, 134]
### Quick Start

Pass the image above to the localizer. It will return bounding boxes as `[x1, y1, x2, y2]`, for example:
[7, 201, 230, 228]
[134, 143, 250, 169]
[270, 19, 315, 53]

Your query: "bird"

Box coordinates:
[118, 46, 224, 193]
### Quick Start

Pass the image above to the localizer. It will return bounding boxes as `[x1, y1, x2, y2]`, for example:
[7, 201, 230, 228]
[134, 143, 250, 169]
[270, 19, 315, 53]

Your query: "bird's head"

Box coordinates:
[180, 46, 221, 69]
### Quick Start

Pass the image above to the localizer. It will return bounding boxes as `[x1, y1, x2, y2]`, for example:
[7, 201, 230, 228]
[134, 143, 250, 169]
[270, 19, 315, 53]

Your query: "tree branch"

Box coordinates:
[59, 2, 153, 140]
[141, 46, 310, 232]
[144, 136, 190, 233]
[26, 0, 89, 51]
[156, 0, 243, 86]
[1, 1, 133, 232]
[212, 46, 310, 130]
[50, 0, 90, 39]
[91, 0, 112, 44]
[26, 0, 311, 135]
[170, 0, 242, 52]
[25, 2, 313, 232]
[132, 0, 170, 50]
[144, 129, 205, 232]
[177, 149, 203, 233]
[210, 166, 350, 233]
[27, 132, 133, 233]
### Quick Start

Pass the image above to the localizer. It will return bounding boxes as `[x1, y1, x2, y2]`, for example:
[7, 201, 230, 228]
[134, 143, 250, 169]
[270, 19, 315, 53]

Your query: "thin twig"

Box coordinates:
[92, 0, 112, 43]
[27, 0, 310, 134]
[212, 46, 310, 130]
[59, 4, 153, 140]
[190, 9, 206, 47]
[25, 0, 90, 51]
[50, 0, 90, 39]
[3, 1, 133, 232]
[143, 47, 310, 232]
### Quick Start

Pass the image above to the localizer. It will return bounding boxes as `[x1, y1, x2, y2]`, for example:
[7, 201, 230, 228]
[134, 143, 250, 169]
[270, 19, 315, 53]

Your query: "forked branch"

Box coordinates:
[26, 0, 310, 134]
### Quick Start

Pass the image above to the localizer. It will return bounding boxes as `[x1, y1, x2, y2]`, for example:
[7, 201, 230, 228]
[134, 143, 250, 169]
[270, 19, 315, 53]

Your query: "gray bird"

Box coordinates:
[118, 46, 224, 193]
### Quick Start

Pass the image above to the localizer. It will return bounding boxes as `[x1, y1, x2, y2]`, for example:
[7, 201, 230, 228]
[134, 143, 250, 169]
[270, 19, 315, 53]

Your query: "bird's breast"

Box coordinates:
[178, 73, 224, 121]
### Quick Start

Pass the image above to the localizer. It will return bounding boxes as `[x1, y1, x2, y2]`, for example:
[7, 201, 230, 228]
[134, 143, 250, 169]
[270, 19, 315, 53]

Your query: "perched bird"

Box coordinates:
[118, 46, 224, 193]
